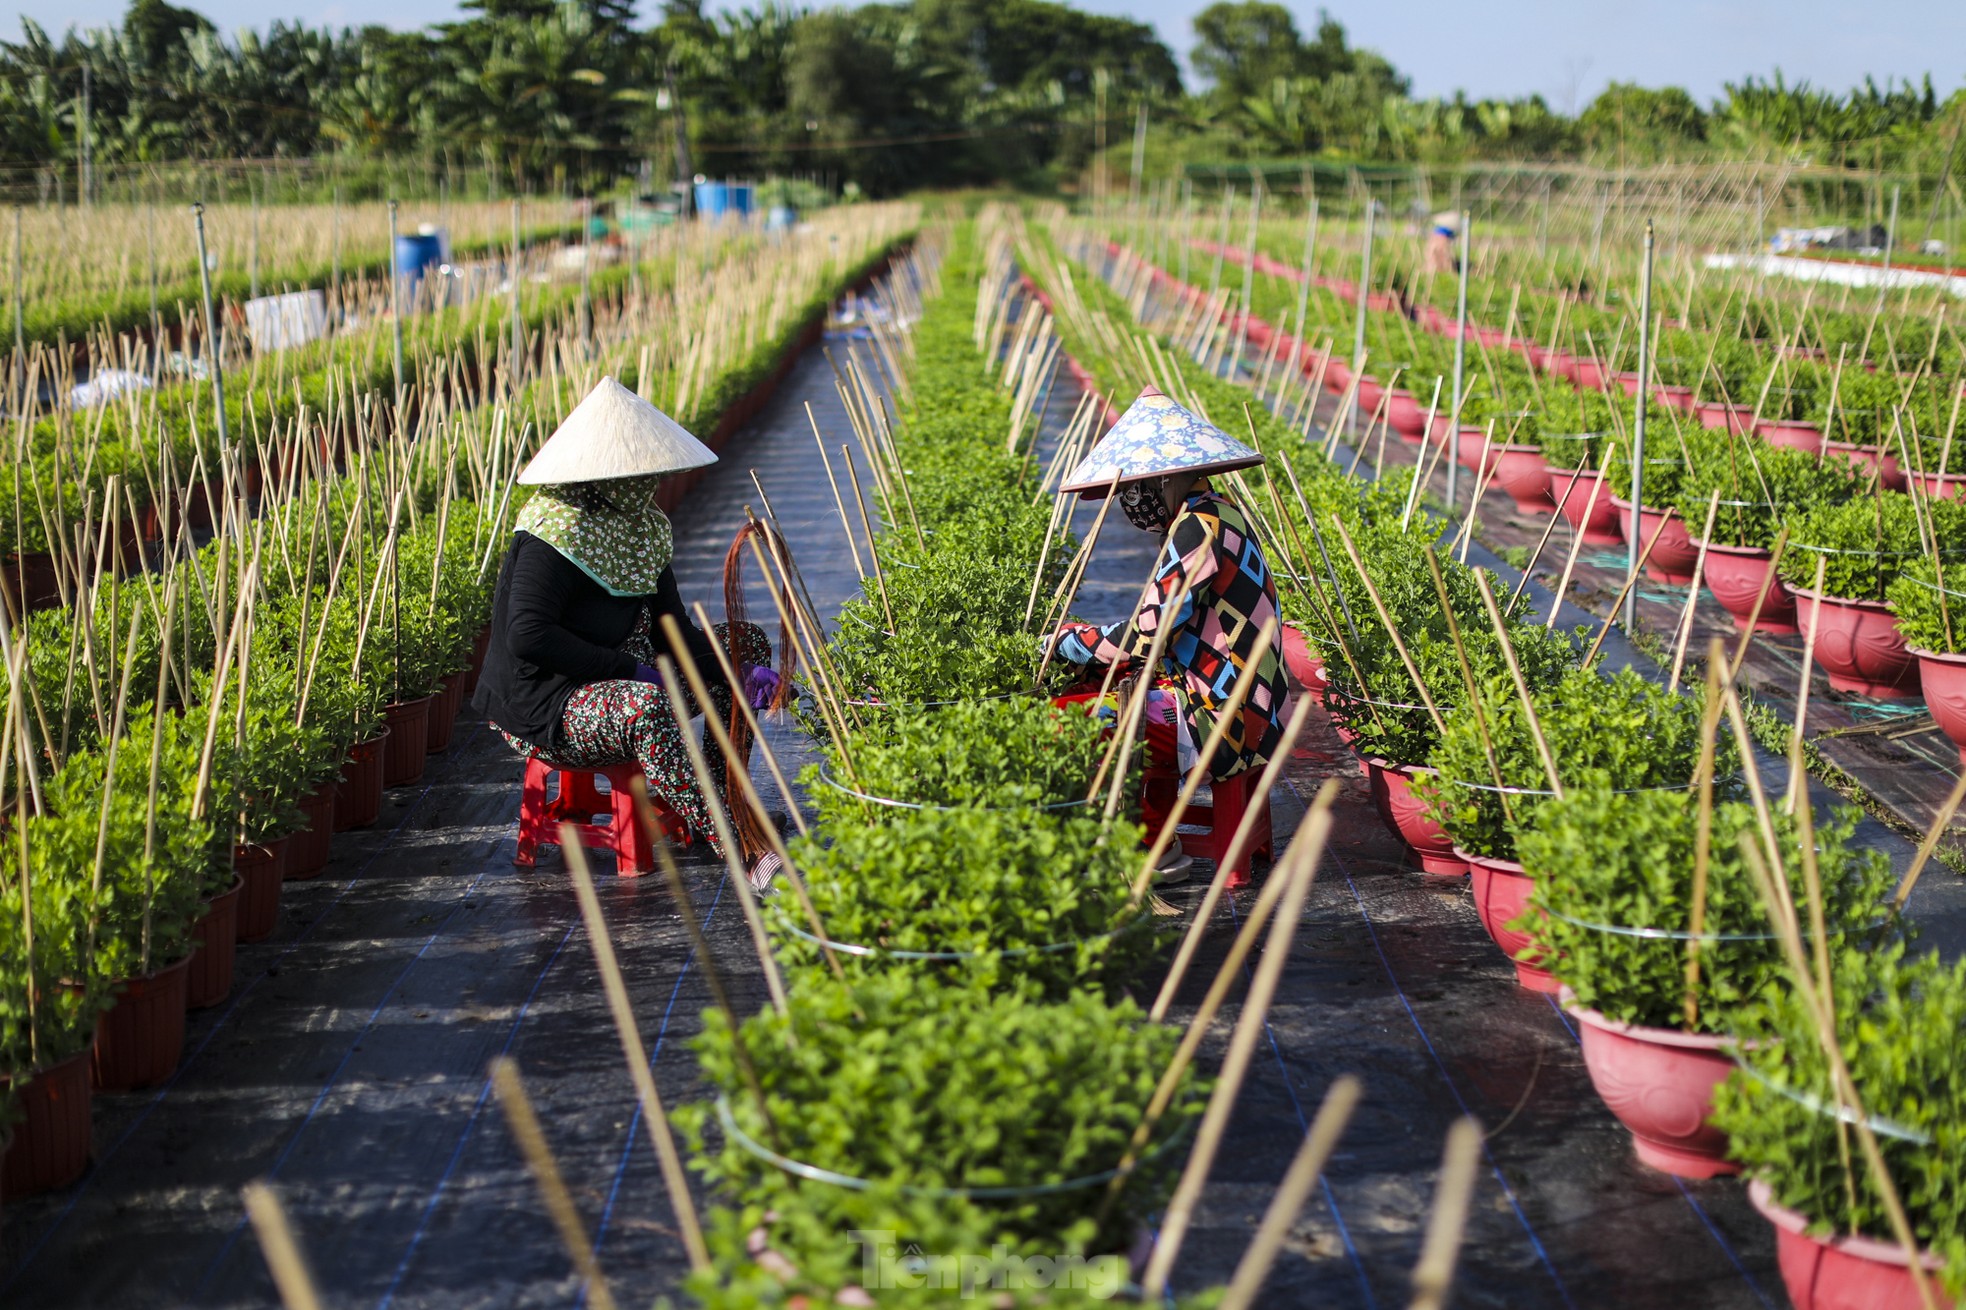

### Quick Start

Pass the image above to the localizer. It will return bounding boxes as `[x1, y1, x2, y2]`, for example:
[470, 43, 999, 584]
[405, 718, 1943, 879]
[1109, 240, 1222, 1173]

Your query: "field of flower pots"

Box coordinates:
[0, 186, 1960, 1310]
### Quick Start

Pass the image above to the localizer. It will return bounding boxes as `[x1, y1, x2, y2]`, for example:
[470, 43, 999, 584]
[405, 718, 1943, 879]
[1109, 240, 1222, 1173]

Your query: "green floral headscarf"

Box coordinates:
[514, 474, 675, 597]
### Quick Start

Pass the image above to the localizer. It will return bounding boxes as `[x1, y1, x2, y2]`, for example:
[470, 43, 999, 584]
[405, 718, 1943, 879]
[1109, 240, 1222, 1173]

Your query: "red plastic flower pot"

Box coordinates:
[92, 955, 193, 1091]
[1459, 849, 1559, 992]
[1792, 588, 1921, 699]
[1323, 358, 1352, 394]
[1366, 760, 1467, 876]
[1550, 466, 1624, 546]
[1912, 647, 1966, 766]
[234, 839, 287, 943]
[334, 730, 390, 831]
[1491, 445, 1555, 513]
[426, 669, 468, 754]
[1570, 357, 1612, 391]
[1823, 440, 1908, 491]
[1567, 1001, 1739, 1178]
[1615, 371, 1644, 399]
[1699, 541, 1800, 635]
[1280, 624, 1327, 694]
[462, 625, 492, 698]
[1356, 373, 1387, 412]
[1384, 389, 1427, 438]
[1760, 421, 1826, 457]
[1920, 471, 1966, 503]
[186, 877, 243, 1010]
[1748, 1180, 1954, 1310]
[1653, 384, 1697, 412]
[287, 780, 337, 878]
[1610, 498, 1701, 584]
[1456, 427, 1498, 474]
[0, 1046, 93, 1197]
[1696, 401, 1753, 433]
[382, 695, 433, 788]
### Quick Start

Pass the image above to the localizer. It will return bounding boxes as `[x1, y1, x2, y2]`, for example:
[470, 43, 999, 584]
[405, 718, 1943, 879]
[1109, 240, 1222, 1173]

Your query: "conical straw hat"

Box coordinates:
[1058, 385, 1264, 499]
[518, 376, 719, 485]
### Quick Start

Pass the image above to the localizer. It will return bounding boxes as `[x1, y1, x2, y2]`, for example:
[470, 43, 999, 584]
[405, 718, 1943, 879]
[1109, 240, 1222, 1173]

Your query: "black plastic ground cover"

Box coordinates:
[3, 293, 1949, 1308]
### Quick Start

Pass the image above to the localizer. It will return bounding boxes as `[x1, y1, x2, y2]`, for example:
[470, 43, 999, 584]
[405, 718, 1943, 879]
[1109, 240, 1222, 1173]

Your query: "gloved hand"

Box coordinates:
[633, 662, 663, 685]
[743, 665, 781, 710]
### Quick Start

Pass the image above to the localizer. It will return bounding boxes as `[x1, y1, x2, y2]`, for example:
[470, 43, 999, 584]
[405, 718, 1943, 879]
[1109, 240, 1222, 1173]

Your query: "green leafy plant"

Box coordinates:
[1518, 791, 1890, 1032]
[779, 808, 1154, 998]
[1887, 558, 1966, 654]
[1670, 431, 1859, 549]
[1712, 942, 1966, 1296]
[1778, 493, 1966, 601]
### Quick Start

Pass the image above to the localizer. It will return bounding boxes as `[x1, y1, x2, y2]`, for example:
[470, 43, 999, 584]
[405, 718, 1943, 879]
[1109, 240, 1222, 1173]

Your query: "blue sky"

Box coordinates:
[12, 0, 1965, 108]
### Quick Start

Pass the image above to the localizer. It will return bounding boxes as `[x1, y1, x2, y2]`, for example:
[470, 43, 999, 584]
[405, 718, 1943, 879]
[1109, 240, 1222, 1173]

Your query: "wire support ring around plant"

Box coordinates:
[1443, 776, 1700, 799]
[768, 905, 1122, 961]
[814, 762, 1093, 813]
[1788, 541, 1966, 560]
[1728, 1060, 1935, 1145]
[842, 689, 1036, 710]
[1898, 575, 1966, 602]
[714, 1094, 1196, 1198]
[1323, 687, 1451, 716]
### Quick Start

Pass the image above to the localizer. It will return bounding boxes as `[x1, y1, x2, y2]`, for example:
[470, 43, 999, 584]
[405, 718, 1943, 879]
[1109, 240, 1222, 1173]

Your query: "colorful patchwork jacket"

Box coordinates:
[1057, 488, 1288, 778]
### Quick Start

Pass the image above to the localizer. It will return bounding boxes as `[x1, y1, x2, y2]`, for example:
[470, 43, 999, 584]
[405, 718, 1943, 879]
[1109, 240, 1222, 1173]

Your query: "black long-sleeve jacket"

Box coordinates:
[472, 531, 723, 750]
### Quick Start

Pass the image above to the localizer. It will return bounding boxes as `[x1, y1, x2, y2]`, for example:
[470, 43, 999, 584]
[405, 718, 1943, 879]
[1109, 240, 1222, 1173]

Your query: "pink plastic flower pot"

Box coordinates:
[1748, 1180, 1954, 1310]
[1611, 498, 1700, 585]
[1456, 428, 1498, 474]
[1356, 374, 1387, 412]
[1571, 357, 1612, 392]
[1699, 541, 1800, 635]
[1567, 1001, 1739, 1178]
[1459, 849, 1559, 992]
[1550, 466, 1623, 545]
[1281, 624, 1328, 694]
[1792, 588, 1921, 699]
[1912, 647, 1966, 766]
[1384, 389, 1426, 438]
[1760, 421, 1826, 457]
[1491, 445, 1555, 513]
[1654, 384, 1697, 412]
[1366, 760, 1467, 876]
[1823, 440, 1908, 491]
[1696, 401, 1753, 434]
[1919, 471, 1966, 502]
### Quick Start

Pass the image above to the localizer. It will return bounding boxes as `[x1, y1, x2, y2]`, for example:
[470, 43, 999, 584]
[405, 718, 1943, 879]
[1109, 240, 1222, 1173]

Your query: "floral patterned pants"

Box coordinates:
[498, 612, 771, 857]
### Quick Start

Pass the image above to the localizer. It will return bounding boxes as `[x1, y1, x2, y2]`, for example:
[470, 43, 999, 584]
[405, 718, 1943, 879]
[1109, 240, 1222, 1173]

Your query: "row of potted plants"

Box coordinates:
[1048, 213, 1965, 1310]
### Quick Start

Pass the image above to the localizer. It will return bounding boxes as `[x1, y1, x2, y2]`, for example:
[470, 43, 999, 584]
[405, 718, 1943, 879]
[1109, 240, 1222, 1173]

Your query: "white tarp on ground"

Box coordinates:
[1704, 252, 1966, 299]
[68, 368, 152, 409]
[245, 289, 329, 352]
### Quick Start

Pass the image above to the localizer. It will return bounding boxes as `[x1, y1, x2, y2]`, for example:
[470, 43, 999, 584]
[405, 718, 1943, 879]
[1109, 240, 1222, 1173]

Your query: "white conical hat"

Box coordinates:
[517, 376, 718, 485]
[1058, 386, 1264, 499]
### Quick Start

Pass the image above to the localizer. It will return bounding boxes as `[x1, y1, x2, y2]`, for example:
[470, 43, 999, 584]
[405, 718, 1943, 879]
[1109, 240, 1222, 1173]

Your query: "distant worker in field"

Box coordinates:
[1043, 387, 1289, 885]
[1423, 211, 1460, 276]
[475, 377, 784, 888]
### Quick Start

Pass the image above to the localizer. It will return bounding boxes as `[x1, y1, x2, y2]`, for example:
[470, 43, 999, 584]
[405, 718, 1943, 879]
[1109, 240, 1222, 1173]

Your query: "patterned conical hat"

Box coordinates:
[1058, 386, 1264, 499]
[518, 376, 718, 485]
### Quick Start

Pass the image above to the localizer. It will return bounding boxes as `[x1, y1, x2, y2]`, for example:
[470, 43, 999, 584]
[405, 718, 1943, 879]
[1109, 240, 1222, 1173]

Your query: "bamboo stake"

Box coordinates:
[1216, 1076, 1363, 1310]
[1683, 645, 1727, 1029]
[1581, 509, 1678, 668]
[489, 1059, 621, 1310]
[689, 601, 806, 837]
[1140, 783, 1338, 1299]
[841, 443, 895, 632]
[556, 837, 712, 1274]
[653, 657, 790, 1017]
[1889, 768, 1966, 913]
[1726, 529, 1792, 683]
[1544, 444, 1618, 630]
[1505, 456, 1589, 616]
[240, 1184, 325, 1310]
[1406, 1119, 1484, 1310]
[1667, 491, 1723, 693]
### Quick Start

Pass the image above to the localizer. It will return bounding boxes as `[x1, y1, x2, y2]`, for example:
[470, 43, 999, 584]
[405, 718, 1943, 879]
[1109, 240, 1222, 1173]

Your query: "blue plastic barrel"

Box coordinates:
[694, 181, 730, 219]
[727, 183, 755, 217]
[393, 233, 444, 309]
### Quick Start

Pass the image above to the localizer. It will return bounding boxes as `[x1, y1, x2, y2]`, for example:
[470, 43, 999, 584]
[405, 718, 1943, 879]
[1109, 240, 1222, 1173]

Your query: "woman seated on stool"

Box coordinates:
[1043, 386, 1289, 883]
[475, 376, 782, 887]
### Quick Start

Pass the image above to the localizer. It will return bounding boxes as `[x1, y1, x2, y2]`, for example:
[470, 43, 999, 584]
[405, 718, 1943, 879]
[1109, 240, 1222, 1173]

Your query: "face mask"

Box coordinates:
[1119, 478, 1176, 533]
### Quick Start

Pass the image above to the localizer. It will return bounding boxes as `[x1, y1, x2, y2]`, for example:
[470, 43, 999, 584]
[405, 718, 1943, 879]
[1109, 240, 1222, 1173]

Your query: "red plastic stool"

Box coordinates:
[514, 757, 689, 876]
[1169, 767, 1274, 890]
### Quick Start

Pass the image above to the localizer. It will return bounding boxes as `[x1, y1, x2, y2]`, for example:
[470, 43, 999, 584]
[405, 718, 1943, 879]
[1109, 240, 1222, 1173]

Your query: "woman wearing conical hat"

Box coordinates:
[1044, 387, 1289, 879]
[475, 377, 783, 886]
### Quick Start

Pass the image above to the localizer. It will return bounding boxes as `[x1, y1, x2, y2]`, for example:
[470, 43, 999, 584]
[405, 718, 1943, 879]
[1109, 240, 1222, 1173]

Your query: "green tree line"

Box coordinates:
[2, 0, 1962, 196]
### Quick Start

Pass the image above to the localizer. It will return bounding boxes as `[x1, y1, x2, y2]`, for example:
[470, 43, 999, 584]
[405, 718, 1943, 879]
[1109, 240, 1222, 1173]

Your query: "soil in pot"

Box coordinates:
[1699, 542, 1801, 634]
[1460, 849, 1559, 992]
[382, 695, 433, 788]
[1366, 760, 1468, 876]
[186, 877, 244, 1009]
[334, 730, 390, 831]
[1793, 588, 1921, 699]
[0, 1046, 93, 1196]
[92, 954, 193, 1091]
[287, 780, 337, 878]
[1610, 498, 1700, 584]
[1912, 647, 1966, 766]
[234, 839, 287, 942]
[1551, 466, 1624, 546]
[1567, 1000, 1739, 1178]
[1748, 1180, 1955, 1310]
